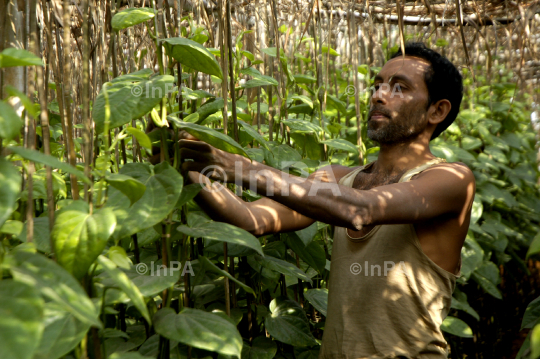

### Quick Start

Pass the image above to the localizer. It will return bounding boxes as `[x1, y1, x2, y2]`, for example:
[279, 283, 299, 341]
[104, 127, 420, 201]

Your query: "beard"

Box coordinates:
[367, 104, 427, 145]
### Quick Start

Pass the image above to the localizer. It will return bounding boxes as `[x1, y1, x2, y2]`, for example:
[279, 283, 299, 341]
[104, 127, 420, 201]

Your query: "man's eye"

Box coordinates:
[394, 83, 403, 91]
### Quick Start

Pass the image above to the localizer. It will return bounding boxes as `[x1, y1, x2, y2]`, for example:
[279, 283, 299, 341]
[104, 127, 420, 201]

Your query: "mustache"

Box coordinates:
[368, 106, 392, 120]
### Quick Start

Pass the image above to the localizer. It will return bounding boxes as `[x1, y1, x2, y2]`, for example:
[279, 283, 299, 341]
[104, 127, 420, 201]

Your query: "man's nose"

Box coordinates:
[371, 83, 390, 106]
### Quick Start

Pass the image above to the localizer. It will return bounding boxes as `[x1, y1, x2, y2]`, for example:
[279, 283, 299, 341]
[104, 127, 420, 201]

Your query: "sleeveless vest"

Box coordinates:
[319, 158, 461, 359]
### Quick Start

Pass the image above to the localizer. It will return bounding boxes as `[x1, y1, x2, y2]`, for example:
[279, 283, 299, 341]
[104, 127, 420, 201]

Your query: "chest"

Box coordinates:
[347, 170, 405, 238]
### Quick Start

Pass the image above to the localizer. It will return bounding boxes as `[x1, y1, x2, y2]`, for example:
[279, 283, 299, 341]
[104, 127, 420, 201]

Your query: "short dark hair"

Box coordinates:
[390, 42, 463, 140]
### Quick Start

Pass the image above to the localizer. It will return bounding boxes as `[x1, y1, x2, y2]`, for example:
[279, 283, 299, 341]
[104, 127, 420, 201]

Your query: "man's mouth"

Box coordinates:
[369, 111, 389, 120]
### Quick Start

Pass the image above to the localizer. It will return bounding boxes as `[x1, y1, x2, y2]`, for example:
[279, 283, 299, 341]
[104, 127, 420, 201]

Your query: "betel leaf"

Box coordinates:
[238, 120, 270, 150]
[106, 162, 183, 241]
[175, 121, 249, 157]
[33, 302, 91, 359]
[194, 98, 224, 124]
[52, 201, 116, 279]
[10, 251, 102, 328]
[0, 47, 43, 68]
[176, 183, 205, 208]
[304, 288, 328, 316]
[111, 7, 156, 31]
[440, 316, 473, 338]
[265, 297, 318, 347]
[249, 254, 312, 283]
[293, 74, 317, 84]
[154, 307, 242, 357]
[19, 217, 51, 253]
[284, 232, 326, 273]
[0, 280, 44, 359]
[522, 296, 540, 330]
[177, 221, 263, 256]
[199, 255, 255, 294]
[97, 255, 151, 324]
[8, 146, 91, 184]
[0, 157, 21, 228]
[125, 127, 152, 153]
[241, 336, 277, 359]
[92, 75, 174, 133]
[322, 138, 359, 155]
[123, 268, 180, 297]
[106, 173, 146, 205]
[0, 101, 23, 140]
[526, 232, 540, 260]
[162, 37, 222, 79]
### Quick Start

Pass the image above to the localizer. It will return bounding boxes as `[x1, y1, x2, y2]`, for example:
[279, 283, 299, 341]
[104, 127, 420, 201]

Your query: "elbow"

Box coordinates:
[349, 209, 371, 231]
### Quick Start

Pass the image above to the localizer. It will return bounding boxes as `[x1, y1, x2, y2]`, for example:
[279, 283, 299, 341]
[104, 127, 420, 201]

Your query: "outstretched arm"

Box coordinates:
[179, 140, 476, 231]
[187, 164, 353, 236]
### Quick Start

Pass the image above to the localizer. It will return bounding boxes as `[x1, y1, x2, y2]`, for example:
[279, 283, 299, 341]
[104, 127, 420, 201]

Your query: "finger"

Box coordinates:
[181, 161, 207, 173]
[178, 139, 211, 152]
[179, 148, 210, 162]
[179, 130, 199, 141]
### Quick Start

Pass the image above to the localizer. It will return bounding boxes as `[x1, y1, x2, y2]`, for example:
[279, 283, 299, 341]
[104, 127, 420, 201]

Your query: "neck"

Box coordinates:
[374, 134, 436, 176]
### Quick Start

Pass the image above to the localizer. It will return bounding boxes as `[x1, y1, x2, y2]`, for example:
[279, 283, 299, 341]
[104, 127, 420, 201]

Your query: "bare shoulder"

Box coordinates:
[311, 164, 360, 183]
[417, 161, 475, 184]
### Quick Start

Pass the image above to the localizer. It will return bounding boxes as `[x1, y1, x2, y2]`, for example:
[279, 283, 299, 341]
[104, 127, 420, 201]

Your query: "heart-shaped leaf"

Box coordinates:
[0, 101, 23, 140]
[177, 221, 263, 256]
[304, 288, 328, 316]
[0, 47, 43, 68]
[106, 162, 183, 241]
[154, 307, 242, 357]
[0, 280, 44, 359]
[175, 121, 249, 157]
[162, 37, 222, 79]
[0, 157, 21, 228]
[106, 173, 146, 205]
[52, 201, 116, 279]
[97, 255, 151, 324]
[10, 251, 102, 328]
[265, 297, 318, 346]
[112, 7, 156, 31]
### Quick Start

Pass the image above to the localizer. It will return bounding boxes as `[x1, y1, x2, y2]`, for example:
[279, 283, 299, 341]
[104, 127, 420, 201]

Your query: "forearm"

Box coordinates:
[240, 161, 371, 230]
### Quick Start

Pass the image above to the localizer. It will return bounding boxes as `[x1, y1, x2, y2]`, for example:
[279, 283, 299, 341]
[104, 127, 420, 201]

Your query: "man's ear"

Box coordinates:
[428, 99, 452, 126]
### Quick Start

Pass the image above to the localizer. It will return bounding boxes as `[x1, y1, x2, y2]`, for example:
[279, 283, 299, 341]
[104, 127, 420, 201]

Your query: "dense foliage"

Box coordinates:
[0, 8, 539, 359]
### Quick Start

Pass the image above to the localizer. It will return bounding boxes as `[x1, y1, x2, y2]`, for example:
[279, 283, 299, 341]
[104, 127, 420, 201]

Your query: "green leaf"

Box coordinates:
[304, 288, 328, 316]
[265, 297, 318, 346]
[125, 268, 180, 297]
[125, 127, 152, 153]
[0, 280, 44, 359]
[176, 182, 205, 208]
[112, 7, 156, 31]
[4, 85, 40, 118]
[199, 255, 255, 294]
[289, 95, 313, 109]
[261, 47, 277, 57]
[238, 120, 270, 150]
[461, 136, 482, 151]
[242, 79, 278, 88]
[326, 94, 347, 114]
[249, 254, 312, 283]
[97, 255, 151, 324]
[107, 246, 132, 270]
[154, 307, 242, 357]
[282, 119, 322, 134]
[522, 296, 540, 330]
[470, 197, 483, 224]
[532, 324, 540, 359]
[0, 157, 21, 228]
[10, 251, 102, 328]
[240, 67, 278, 86]
[284, 233, 326, 273]
[440, 316, 473, 338]
[108, 352, 155, 359]
[8, 146, 91, 184]
[19, 217, 51, 252]
[322, 138, 359, 155]
[527, 232, 540, 260]
[106, 173, 147, 205]
[162, 37, 223, 79]
[194, 98, 224, 124]
[177, 221, 263, 256]
[106, 162, 183, 241]
[92, 75, 175, 133]
[0, 47, 43, 68]
[0, 101, 23, 140]
[0, 219, 23, 236]
[460, 234, 483, 280]
[321, 45, 339, 56]
[52, 201, 116, 280]
[175, 121, 249, 157]
[33, 302, 91, 359]
[241, 336, 277, 359]
[293, 74, 317, 84]
[471, 272, 502, 299]
[451, 295, 480, 321]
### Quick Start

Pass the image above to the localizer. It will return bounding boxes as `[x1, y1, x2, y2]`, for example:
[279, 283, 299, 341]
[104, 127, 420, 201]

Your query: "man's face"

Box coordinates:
[368, 56, 432, 144]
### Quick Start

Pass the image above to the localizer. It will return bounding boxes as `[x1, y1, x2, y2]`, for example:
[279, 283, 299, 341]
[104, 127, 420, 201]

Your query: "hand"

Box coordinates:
[178, 139, 251, 183]
[146, 129, 198, 165]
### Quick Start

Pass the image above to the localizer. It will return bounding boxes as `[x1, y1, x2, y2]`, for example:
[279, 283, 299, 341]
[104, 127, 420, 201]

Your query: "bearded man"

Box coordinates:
[177, 42, 475, 358]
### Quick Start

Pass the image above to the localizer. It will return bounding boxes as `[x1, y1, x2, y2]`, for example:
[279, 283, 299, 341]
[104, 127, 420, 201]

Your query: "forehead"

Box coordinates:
[378, 56, 431, 84]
